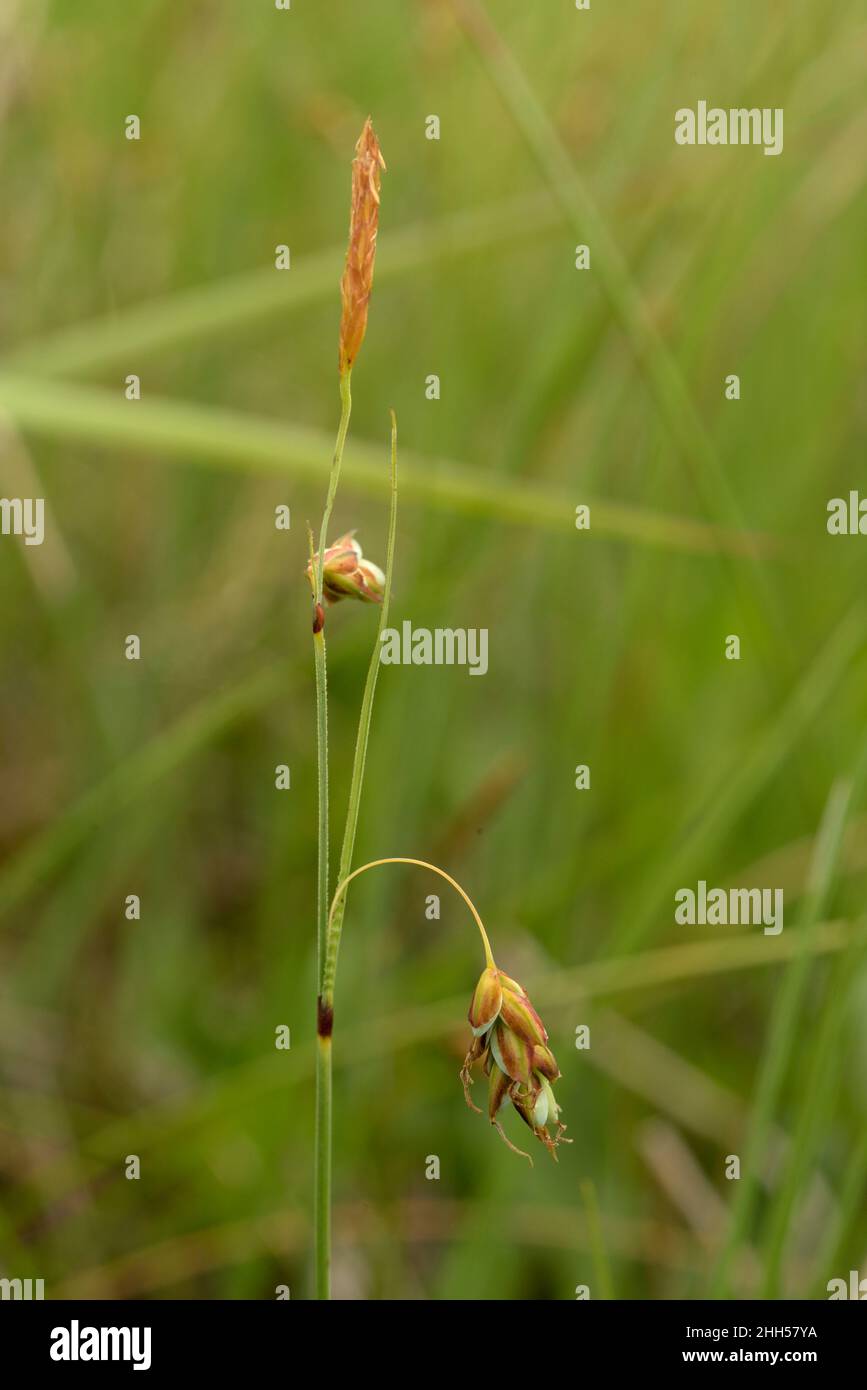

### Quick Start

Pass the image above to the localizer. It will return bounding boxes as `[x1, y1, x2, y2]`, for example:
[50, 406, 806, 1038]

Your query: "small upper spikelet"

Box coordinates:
[306, 533, 385, 607]
[338, 117, 386, 376]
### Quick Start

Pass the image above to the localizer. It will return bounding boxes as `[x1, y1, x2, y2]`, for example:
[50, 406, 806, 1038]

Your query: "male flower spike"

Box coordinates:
[338, 117, 386, 377]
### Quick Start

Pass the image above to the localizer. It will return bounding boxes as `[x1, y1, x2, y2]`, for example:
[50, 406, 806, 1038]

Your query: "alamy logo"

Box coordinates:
[379, 621, 488, 676]
[675, 102, 783, 156]
[827, 492, 867, 534]
[827, 1270, 867, 1299]
[0, 497, 44, 545]
[675, 881, 783, 935]
[50, 1320, 152, 1371]
[0, 1276, 44, 1299]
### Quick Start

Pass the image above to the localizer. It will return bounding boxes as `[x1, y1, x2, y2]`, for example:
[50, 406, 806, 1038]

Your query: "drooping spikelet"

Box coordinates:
[338, 117, 386, 377]
[462, 966, 571, 1164]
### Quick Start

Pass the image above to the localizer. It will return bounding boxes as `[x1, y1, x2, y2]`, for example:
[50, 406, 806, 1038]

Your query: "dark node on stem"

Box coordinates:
[317, 996, 334, 1038]
[312, 602, 325, 634]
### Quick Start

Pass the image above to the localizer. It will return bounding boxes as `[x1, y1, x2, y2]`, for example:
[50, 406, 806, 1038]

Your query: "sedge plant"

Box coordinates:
[307, 118, 568, 1302]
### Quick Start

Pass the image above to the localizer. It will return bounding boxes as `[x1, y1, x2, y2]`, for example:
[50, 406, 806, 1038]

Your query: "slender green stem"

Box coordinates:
[323, 857, 496, 1006]
[314, 1033, 332, 1300]
[312, 628, 329, 983]
[322, 415, 399, 995]
[313, 410, 396, 1300]
[315, 370, 352, 604]
[311, 371, 352, 1302]
[311, 609, 332, 1303]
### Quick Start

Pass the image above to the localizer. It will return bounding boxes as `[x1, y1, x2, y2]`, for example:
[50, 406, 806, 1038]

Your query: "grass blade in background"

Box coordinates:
[709, 774, 861, 1296]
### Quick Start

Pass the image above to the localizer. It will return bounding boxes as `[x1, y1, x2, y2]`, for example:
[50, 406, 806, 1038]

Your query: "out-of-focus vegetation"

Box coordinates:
[1, 0, 866, 1299]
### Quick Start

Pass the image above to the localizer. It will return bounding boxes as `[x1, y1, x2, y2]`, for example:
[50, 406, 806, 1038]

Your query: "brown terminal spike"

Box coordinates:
[338, 117, 386, 376]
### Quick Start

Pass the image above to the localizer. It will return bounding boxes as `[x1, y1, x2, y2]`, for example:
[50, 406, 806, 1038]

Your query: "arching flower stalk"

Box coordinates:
[324, 857, 570, 1168]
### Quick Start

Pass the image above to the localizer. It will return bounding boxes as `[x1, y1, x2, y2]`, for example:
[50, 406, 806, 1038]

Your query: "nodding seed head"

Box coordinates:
[461, 967, 571, 1164]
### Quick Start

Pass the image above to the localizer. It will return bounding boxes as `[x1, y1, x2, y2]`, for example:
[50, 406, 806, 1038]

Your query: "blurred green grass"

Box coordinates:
[1, 0, 866, 1299]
